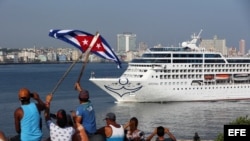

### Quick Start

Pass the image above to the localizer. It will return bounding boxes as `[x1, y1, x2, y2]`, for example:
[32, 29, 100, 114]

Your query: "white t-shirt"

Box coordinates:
[47, 120, 75, 141]
[126, 129, 145, 141]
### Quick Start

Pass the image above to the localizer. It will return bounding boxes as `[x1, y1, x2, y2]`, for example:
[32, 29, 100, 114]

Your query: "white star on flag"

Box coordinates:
[96, 43, 101, 49]
[82, 39, 88, 45]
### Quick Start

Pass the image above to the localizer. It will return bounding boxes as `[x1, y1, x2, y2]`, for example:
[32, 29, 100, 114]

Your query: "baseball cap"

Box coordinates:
[104, 112, 116, 121]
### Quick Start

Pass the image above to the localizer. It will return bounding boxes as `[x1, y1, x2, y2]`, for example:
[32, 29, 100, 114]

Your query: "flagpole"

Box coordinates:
[77, 32, 100, 83]
[50, 54, 83, 95]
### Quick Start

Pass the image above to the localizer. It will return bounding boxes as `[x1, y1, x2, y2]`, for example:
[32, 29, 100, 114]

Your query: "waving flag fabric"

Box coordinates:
[49, 29, 121, 68]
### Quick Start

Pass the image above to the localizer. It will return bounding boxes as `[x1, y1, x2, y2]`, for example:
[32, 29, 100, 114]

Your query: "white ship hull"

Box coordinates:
[90, 74, 250, 103]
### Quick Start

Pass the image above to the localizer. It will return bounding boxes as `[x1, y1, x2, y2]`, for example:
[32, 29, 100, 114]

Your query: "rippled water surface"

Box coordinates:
[0, 63, 250, 140]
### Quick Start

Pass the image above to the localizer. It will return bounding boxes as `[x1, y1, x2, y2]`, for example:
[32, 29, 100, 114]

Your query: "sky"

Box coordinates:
[0, 0, 249, 50]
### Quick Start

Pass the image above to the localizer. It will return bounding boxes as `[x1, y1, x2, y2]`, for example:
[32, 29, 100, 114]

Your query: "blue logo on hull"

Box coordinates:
[104, 78, 143, 97]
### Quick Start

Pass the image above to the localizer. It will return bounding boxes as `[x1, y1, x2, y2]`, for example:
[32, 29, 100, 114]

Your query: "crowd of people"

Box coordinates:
[0, 82, 181, 141]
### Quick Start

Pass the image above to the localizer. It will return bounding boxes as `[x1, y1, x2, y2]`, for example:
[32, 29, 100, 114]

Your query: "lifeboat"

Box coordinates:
[215, 74, 230, 80]
[204, 74, 214, 80]
[232, 74, 250, 81]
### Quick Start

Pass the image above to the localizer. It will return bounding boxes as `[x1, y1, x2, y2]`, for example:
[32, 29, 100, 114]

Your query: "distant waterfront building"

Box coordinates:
[228, 47, 237, 57]
[38, 55, 47, 62]
[58, 54, 67, 62]
[239, 39, 246, 56]
[88, 53, 106, 63]
[47, 51, 57, 62]
[117, 32, 136, 52]
[200, 35, 227, 55]
[5, 53, 18, 63]
[18, 50, 36, 62]
[0, 51, 4, 62]
[124, 51, 136, 62]
[72, 50, 81, 61]
[138, 42, 148, 56]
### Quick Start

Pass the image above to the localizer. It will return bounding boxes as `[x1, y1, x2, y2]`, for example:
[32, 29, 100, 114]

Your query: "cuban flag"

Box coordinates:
[49, 29, 121, 68]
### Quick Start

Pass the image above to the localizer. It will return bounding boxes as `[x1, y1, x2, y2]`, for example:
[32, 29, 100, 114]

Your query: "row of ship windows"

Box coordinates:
[158, 75, 202, 79]
[130, 64, 250, 68]
[122, 74, 143, 78]
[176, 64, 250, 68]
[131, 64, 250, 69]
[158, 81, 245, 85]
[132, 59, 250, 64]
[127, 69, 249, 73]
[123, 73, 248, 79]
[160, 82, 188, 85]
[143, 53, 222, 58]
[156, 69, 250, 73]
[172, 85, 250, 91]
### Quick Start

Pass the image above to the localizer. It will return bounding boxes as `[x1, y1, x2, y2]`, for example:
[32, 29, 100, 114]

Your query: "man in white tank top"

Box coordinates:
[96, 112, 124, 141]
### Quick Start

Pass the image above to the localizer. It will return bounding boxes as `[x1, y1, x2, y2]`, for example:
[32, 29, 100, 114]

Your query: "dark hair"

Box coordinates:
[78, 90, 89, 102]
[56, 109, 67, 128]
[66, 114, 74, 127]
[157, 126, 165, 137]
[129, 117, 138, 132]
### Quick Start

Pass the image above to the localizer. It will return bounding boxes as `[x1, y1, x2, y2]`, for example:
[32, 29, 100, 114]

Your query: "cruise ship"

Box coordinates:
[89, 30, 250, 102]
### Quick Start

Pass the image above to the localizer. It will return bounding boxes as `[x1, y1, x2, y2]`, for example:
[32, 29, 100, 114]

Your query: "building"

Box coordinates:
[71, 49, 81, 61]
[0, 51, 5, 62]
[200, 35, 228, 55]
[37, 54, 47, 62]
[138, 42, 148, 56]
[228, 47, 237, 57]
[18, 50, 36, 62]
[117, 32, 136, 52]
[239, 39, 245, 56]
[47, 51, 57, 62]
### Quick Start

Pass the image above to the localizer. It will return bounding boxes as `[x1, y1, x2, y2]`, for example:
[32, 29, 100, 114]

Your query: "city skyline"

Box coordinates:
[0, 0, 249, 50]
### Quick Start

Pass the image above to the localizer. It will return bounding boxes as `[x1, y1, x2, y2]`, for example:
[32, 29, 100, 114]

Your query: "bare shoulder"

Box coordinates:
[14, 107, 22, 114]
[105, 126, 112, 137]
[14, 107, 23, 117]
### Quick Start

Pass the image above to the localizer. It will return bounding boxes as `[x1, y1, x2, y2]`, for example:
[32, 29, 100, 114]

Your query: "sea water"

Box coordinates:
[0, 63, 250, 140]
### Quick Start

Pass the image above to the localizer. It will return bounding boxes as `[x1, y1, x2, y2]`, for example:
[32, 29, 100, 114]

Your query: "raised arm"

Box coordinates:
[44, 94, 53, 121]
[75, 82, 83, 92]
[164, 128, 176, 141]
[73, 123, 89, 141]
[32, 92, 46, 111]
[123, 121, 130, 129]
[146, 128, 157, 141]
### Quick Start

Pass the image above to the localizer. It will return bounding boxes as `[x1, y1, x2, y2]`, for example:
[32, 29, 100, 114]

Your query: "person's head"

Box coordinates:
[18, 88, 31, 104]
[66, 114, 74, 127]
[56, 109, 67, 128]
[78, 89, 89, 102]
[104, 112, 116, 123]
[194, 132, 200, 140]
[129, 117, 138, 131]
[157, 126, 165, 137]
